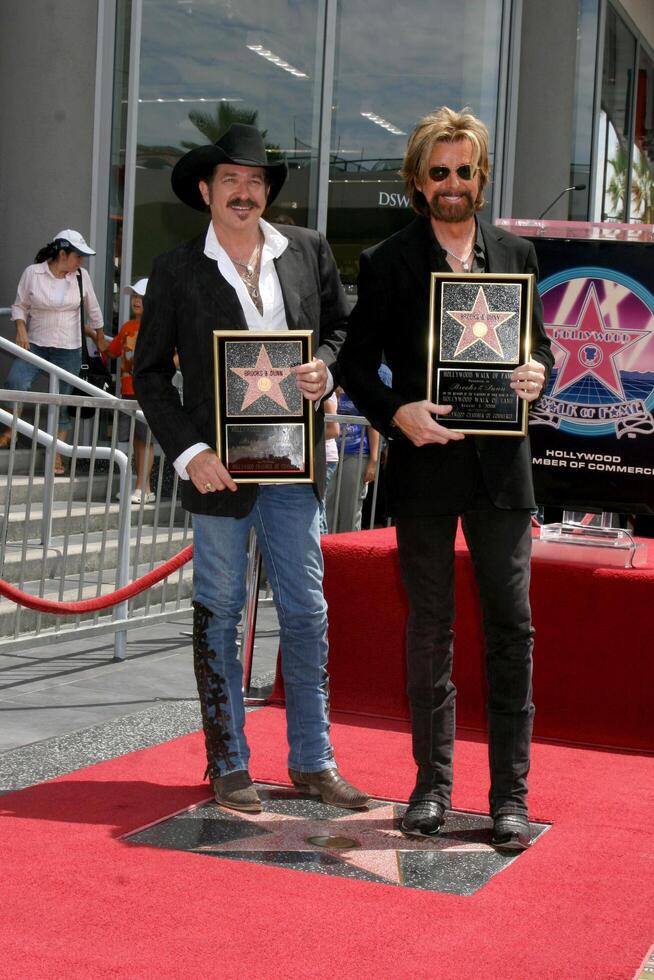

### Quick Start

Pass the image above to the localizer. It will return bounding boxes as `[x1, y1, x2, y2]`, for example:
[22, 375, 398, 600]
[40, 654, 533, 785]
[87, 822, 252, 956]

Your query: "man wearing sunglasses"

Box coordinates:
[338, 106, 553, 851]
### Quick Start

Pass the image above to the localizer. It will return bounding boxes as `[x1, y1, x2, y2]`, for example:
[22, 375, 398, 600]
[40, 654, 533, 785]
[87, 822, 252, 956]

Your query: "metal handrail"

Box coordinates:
[0, 324, 386, 679]
[0, 333, 179, 661]
[325, 412, 384, 532]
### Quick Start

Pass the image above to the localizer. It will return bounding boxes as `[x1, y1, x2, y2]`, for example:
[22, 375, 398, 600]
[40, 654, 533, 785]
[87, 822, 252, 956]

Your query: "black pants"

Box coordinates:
[395, 500, 534, 817]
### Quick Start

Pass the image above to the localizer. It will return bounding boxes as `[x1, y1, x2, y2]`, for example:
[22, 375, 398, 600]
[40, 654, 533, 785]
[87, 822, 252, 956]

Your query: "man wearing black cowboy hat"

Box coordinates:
[134, 124, 369, 813]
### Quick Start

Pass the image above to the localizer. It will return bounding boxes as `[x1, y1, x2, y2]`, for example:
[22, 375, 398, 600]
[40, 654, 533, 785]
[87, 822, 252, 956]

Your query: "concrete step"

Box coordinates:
[1, 498, 185, 542]
[0, 473, 119, 506]
[0, 447, 47, 476]
[0, 527, 191, 584]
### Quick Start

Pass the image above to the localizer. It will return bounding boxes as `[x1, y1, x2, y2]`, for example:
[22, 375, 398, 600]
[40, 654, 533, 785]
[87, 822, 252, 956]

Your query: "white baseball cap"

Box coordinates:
[54, 229, 96, 255]
[123, 278, 149, 297]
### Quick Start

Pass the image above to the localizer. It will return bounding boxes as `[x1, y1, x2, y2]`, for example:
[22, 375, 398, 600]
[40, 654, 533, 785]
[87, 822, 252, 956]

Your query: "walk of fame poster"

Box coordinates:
[427, 272, 535, 435]
[213, 330, 314, 482]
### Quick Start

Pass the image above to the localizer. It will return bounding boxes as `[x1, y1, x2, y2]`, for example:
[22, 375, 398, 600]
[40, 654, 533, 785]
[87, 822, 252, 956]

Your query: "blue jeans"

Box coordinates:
[192, 484, 334, 778]
[5, 344, 82, 434]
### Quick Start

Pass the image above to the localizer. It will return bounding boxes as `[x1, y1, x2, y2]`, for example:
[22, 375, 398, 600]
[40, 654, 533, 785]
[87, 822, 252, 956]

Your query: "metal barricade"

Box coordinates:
[324, 411, 388, 533]
[0, 330, 193, 660]
[0, 324, 389, 685]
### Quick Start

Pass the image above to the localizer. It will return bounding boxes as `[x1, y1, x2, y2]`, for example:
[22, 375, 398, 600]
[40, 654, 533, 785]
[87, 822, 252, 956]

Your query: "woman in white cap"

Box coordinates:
[0, 230, 104, 473]
[91, 278, 155, 503]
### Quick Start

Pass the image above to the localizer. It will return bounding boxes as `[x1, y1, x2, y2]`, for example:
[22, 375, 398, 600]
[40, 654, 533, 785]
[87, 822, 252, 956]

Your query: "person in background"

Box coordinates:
[318, 392, 339, 534]
[326, 363, 391, 533]
[90, 278, 155, 504]
[1, 230, 102, 474]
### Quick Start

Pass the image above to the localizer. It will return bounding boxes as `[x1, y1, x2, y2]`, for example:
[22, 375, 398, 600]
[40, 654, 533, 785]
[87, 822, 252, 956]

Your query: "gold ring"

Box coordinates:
[204, 482, 214, 491]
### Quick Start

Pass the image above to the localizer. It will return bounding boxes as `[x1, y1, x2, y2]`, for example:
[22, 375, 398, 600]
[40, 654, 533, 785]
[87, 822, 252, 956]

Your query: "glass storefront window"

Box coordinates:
[630, 46, 654, 223]
[106, 0, 132, 333]
[132, 0, 325, 280]
[598, 4, 636, 221]
[326, 0, 503, 283]
[569, 0, 600, 220]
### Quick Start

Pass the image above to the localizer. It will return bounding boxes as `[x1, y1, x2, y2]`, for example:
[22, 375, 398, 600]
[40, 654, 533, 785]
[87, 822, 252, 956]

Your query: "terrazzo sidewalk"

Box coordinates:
[0, 608, 279, 793]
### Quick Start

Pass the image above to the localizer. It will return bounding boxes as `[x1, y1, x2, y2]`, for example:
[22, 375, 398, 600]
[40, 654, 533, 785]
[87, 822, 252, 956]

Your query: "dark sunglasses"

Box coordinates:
[428, 164, 476, 182]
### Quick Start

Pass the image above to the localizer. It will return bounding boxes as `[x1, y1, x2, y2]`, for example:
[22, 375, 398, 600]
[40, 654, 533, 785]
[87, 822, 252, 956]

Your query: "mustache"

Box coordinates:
[228, 198, 258, 209]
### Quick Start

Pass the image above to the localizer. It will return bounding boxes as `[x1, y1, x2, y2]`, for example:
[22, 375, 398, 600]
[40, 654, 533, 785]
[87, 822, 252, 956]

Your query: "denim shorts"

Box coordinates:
[5, 345, 82, 432]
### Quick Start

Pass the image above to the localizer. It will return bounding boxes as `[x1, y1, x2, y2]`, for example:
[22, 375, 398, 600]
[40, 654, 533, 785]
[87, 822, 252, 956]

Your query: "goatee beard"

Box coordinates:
[429, 191, 475, 223]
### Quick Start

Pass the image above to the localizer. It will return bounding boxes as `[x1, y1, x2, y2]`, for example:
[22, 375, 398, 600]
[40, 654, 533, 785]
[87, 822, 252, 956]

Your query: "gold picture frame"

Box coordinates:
[213, 330, 314, 483]
[427, 272, 535, 436]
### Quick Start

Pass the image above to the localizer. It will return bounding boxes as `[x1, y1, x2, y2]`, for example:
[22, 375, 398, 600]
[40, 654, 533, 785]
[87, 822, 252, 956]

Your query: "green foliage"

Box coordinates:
[605, 140, 654, 222]
[631, 151, 654, 223]
[181, 101, 280, 157]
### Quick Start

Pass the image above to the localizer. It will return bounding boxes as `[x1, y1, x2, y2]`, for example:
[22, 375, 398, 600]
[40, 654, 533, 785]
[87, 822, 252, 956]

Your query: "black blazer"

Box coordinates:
[133, 225, 349, 517]
[338, 217, 554, 517]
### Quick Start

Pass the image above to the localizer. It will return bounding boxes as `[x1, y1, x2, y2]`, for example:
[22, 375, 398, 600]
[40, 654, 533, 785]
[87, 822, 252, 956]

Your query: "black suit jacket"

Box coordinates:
[133, 225, 349, 517]
[338, 216, 554, 517]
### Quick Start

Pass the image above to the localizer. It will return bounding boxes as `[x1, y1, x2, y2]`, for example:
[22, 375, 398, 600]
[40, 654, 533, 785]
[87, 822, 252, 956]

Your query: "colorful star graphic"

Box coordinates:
[547, 284, 647, 399]
[230, 344, 293, 411]
[447, 286, 514, 358]
[193, 803, 492, 886]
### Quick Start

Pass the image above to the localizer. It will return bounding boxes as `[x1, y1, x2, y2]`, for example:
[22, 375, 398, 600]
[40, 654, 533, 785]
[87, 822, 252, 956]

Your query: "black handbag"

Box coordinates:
[72, 272, 114, 418]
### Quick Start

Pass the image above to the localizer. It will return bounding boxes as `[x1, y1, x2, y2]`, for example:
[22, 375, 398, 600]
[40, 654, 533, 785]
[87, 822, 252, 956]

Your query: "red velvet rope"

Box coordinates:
[0, 545, 193, 614]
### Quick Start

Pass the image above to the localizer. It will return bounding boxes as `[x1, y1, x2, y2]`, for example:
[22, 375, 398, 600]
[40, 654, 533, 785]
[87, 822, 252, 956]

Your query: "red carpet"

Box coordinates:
[1, 706, 653, 979]
[296, 527, 654, 752]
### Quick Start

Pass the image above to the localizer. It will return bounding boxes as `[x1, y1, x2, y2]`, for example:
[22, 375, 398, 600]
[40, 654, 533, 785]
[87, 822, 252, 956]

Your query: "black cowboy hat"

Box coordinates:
[171, 123, 288, 212]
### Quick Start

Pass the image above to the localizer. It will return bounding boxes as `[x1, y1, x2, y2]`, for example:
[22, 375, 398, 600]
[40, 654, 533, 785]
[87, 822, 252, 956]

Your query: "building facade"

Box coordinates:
[1, 0, 653, 338]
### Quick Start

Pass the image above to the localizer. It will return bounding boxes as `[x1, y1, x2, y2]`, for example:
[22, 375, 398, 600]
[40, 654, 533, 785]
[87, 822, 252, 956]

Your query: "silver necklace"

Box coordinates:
[230, 240, 263, 314]
[231, 241, 261, 277]
[445, 242, 474, 272]
[444, 231, 475, 272]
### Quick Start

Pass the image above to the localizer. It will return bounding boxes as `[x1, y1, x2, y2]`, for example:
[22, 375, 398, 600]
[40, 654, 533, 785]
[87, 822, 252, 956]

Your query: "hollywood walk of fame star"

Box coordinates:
[230, 344, 293, 411]
[547, 284, 647, 400]
[192, 800, 493, 886]
[447, 286, 515, 359]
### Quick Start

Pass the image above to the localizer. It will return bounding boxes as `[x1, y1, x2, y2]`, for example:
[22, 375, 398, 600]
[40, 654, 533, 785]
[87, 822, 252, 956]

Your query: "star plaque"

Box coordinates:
[214, 330, 314, 482]
[428, 273, 535, 435]
[123, 785, 550, 895]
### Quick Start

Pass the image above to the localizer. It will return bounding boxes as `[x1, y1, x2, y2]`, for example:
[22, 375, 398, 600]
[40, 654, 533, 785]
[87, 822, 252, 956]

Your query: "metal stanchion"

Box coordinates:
[240, 527, 269, 704]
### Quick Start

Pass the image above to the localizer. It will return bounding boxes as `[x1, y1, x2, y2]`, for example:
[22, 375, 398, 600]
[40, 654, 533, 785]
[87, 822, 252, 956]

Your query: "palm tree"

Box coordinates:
[181, 101, 264, 150]
[605, 142, 628, 219]
[181, 101, 281, 159]
[631, 151, 654, 223]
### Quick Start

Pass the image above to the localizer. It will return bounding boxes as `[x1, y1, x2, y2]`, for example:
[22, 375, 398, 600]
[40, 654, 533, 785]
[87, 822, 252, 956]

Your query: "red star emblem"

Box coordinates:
[447, 286, 514, 358]
[547, 284, 646, 399]
[230, 344, 293, 411]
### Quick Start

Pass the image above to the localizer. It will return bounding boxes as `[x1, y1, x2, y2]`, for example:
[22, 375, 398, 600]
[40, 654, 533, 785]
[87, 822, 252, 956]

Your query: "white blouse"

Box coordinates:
[11, 262, 104, 349]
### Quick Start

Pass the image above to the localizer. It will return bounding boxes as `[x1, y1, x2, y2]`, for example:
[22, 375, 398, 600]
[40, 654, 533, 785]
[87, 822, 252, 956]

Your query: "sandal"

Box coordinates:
[54, 454, 65, 476]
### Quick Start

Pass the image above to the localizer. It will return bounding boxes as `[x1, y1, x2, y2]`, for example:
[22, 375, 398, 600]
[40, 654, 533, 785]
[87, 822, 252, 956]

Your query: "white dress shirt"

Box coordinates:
[176, 220, 296, 479]
[11, 262, 104, 348]
[206, 218, 290, 331]
[175, 220, 333, 479]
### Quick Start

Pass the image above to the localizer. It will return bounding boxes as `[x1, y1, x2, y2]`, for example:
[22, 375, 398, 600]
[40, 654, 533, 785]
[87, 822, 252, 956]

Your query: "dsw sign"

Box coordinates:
[378, 192, 410, 207]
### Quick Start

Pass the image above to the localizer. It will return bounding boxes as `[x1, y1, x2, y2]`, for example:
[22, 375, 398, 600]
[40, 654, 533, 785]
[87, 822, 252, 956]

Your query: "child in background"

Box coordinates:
[89, 278, 154, 503]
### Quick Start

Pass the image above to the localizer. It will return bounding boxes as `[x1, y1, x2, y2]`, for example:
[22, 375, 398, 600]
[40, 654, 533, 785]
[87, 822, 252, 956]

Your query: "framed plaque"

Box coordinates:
[213, 330, 314, 483]
[427, 272, 535, 436]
